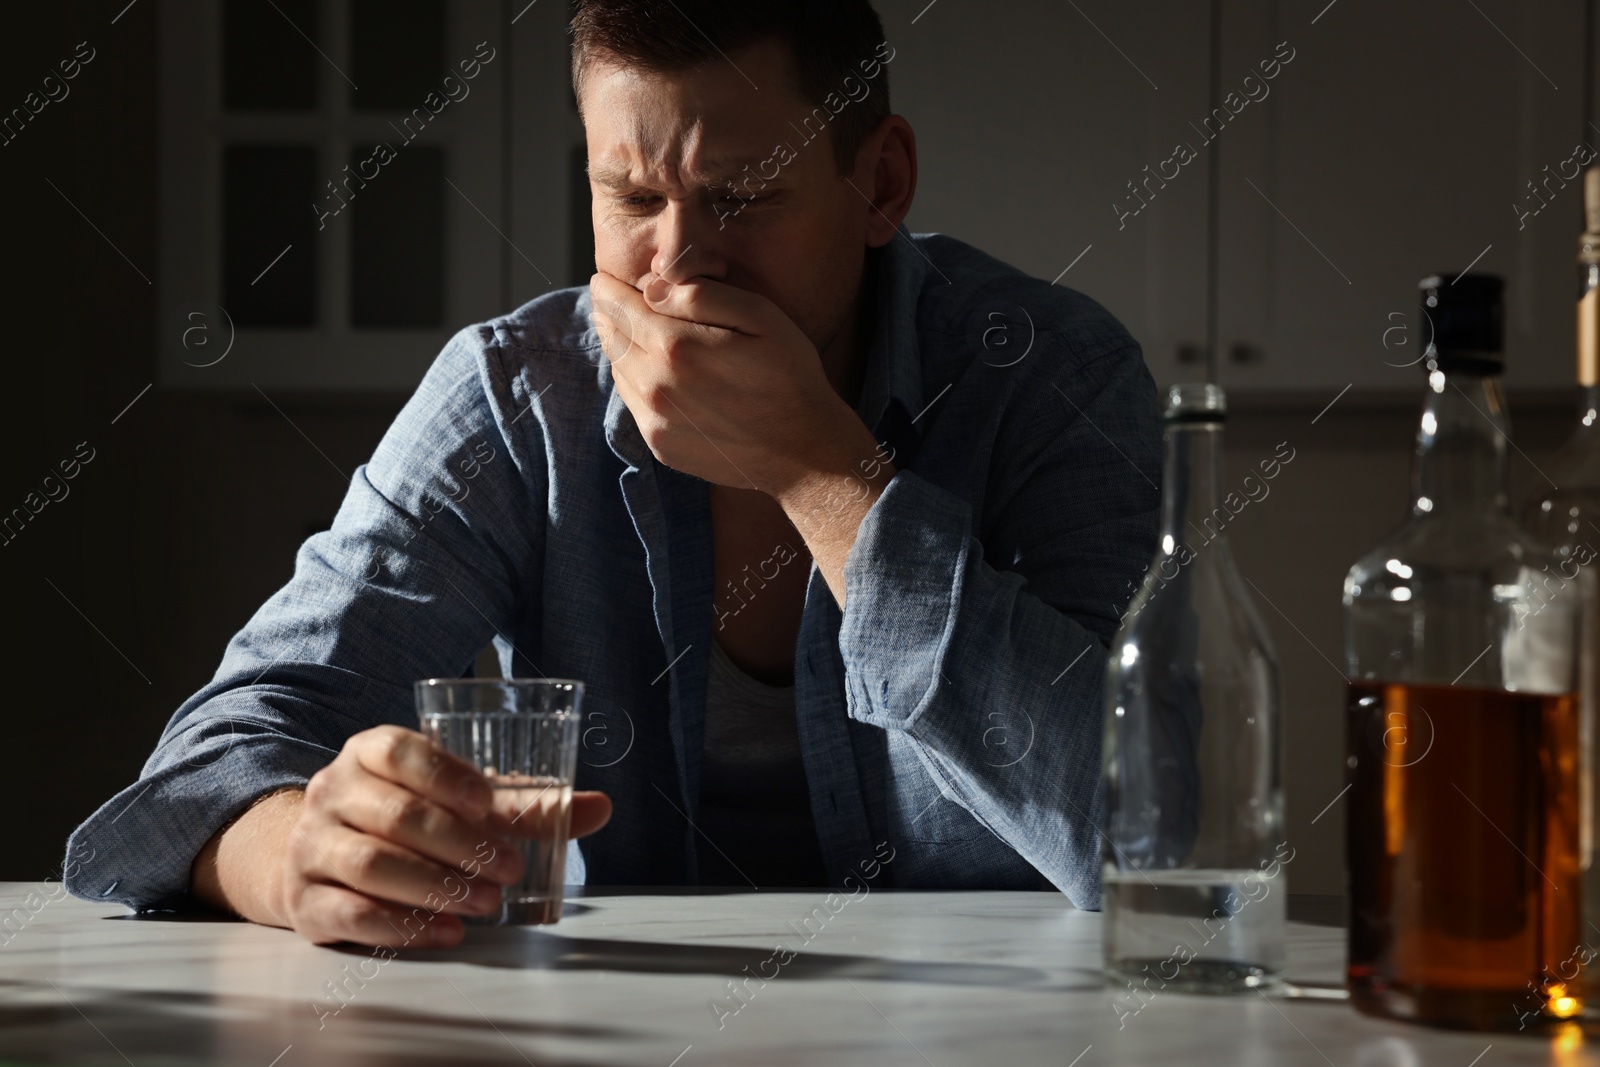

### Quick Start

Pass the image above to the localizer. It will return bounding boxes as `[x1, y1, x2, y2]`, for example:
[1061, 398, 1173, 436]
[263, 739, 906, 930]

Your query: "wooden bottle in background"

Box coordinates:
[1523, 165, 1600, 1013]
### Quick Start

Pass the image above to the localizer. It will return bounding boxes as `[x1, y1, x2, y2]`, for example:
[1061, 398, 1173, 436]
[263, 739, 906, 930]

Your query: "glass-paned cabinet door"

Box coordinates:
[160, 0, 538, 390]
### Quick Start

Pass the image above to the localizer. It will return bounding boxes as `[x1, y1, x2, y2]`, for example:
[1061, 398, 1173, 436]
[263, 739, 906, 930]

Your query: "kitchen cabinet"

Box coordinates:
[1216, 0, 1591, 393]
[883, 0, 1213, 393]
[891, 0, 1595, 393]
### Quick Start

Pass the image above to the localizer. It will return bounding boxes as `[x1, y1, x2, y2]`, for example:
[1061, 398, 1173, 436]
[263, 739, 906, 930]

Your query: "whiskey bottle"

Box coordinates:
[1345, 273, 1583, 1030]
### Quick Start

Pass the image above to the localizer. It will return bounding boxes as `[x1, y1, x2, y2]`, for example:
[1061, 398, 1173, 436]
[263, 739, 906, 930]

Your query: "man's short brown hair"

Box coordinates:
[570, 0, 892, 175]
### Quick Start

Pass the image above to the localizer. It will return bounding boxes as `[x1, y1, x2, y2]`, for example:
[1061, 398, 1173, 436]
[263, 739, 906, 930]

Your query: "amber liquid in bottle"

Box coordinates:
[1346, 681, 1582, 1029]
[1345, 271, 1585, 1030]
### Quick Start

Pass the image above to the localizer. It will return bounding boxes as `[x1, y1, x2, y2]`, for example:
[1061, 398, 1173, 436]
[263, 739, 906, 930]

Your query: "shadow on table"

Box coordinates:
[339, 929, 1095, 992]
[110, 889, 1096, 991]
[0, 977, 626, 1066]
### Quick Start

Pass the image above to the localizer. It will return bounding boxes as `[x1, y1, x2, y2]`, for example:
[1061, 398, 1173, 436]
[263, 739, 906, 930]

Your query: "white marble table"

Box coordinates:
[0, 881, 1589, 1065]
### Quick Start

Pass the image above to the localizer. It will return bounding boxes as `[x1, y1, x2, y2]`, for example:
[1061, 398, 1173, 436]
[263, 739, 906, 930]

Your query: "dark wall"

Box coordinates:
[0, 2, 407, 878]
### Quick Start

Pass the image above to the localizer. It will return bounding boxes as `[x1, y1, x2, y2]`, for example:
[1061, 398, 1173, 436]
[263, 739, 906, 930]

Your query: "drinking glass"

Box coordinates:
[414, 677, 583, 925]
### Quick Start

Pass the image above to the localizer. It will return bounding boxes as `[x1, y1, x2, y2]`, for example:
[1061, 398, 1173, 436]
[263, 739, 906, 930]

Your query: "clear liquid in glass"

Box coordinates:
[415, 682, 582, 927]
[484, 773, 573, 925]
[1103, 867, 1286, 994]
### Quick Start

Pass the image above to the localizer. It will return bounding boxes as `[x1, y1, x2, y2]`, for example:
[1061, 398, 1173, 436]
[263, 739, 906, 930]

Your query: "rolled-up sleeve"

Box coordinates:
[838, 343, 1161, 909]
[64, 326, 545, 911]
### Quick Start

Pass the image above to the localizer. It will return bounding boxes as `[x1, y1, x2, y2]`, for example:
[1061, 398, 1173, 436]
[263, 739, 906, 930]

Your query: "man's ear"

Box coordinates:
[856, 115, 917, 248]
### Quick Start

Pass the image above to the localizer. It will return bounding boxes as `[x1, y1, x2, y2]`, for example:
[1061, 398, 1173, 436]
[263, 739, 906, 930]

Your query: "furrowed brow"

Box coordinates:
[588, 162, 638, 190]
[588, 157, 779, 193]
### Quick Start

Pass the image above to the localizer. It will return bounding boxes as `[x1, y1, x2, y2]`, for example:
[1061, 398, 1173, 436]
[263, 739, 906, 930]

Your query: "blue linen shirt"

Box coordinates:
[63, 226, 1162, 912]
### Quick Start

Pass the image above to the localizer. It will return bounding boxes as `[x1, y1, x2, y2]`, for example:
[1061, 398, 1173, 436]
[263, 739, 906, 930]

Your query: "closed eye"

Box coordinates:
[610, 189, 782, 212]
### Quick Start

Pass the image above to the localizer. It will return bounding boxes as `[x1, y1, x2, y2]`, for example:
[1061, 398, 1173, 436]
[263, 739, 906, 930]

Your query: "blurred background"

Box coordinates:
[1, 0, 1592, 906]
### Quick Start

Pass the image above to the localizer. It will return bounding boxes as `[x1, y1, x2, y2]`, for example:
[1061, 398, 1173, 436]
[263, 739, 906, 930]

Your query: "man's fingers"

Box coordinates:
[293, 822, 504, 919]
[639, 274, 767, 335]
[570, 791, 613, 839]
[348, 725, 492, 822]
[291, 881, 465, 950]
[592, 297, 639, 366]
[593, 270, 722, 362]
[589, 269, 641, 313]
[590, 274, 643, 366]
[335, 776, 523, 886]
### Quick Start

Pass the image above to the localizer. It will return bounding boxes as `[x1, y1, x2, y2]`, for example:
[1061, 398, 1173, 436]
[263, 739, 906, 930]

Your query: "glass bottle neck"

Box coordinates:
[1411, 367, 1509, 518]
[1161, 421, 1227, 544]
[1578, 383, 1600, 430]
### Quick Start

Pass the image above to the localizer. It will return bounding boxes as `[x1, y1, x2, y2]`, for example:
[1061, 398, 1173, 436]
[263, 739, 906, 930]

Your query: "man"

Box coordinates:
[64, 0, 1161, 949]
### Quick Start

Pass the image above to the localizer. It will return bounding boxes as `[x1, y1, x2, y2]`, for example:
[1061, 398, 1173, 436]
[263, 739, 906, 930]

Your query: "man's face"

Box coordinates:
[580, 39, 876, 359]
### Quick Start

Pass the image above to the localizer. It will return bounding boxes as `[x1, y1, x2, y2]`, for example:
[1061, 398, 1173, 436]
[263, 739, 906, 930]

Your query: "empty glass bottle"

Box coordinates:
[1344, 273, 1583, 1031]
[1102, 382, 1286, 997]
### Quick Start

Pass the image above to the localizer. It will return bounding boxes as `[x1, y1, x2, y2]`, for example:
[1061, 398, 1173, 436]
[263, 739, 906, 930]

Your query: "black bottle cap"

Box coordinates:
[1418, 272, 1504, 374]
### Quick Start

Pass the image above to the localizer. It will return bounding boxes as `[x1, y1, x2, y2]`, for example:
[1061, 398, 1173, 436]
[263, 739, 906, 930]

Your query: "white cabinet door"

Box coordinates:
[1215, 0, 1587, 394]
[873, 0, 1213, 391]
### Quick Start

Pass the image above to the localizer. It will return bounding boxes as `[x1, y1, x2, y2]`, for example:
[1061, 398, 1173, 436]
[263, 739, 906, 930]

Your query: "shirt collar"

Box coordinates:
[854, 224, 930, 458]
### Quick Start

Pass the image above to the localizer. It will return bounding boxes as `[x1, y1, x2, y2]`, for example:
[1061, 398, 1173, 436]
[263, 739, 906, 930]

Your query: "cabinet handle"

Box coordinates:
[1177, 343, 1205, 364]
[1230, 343, 1265, 364]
